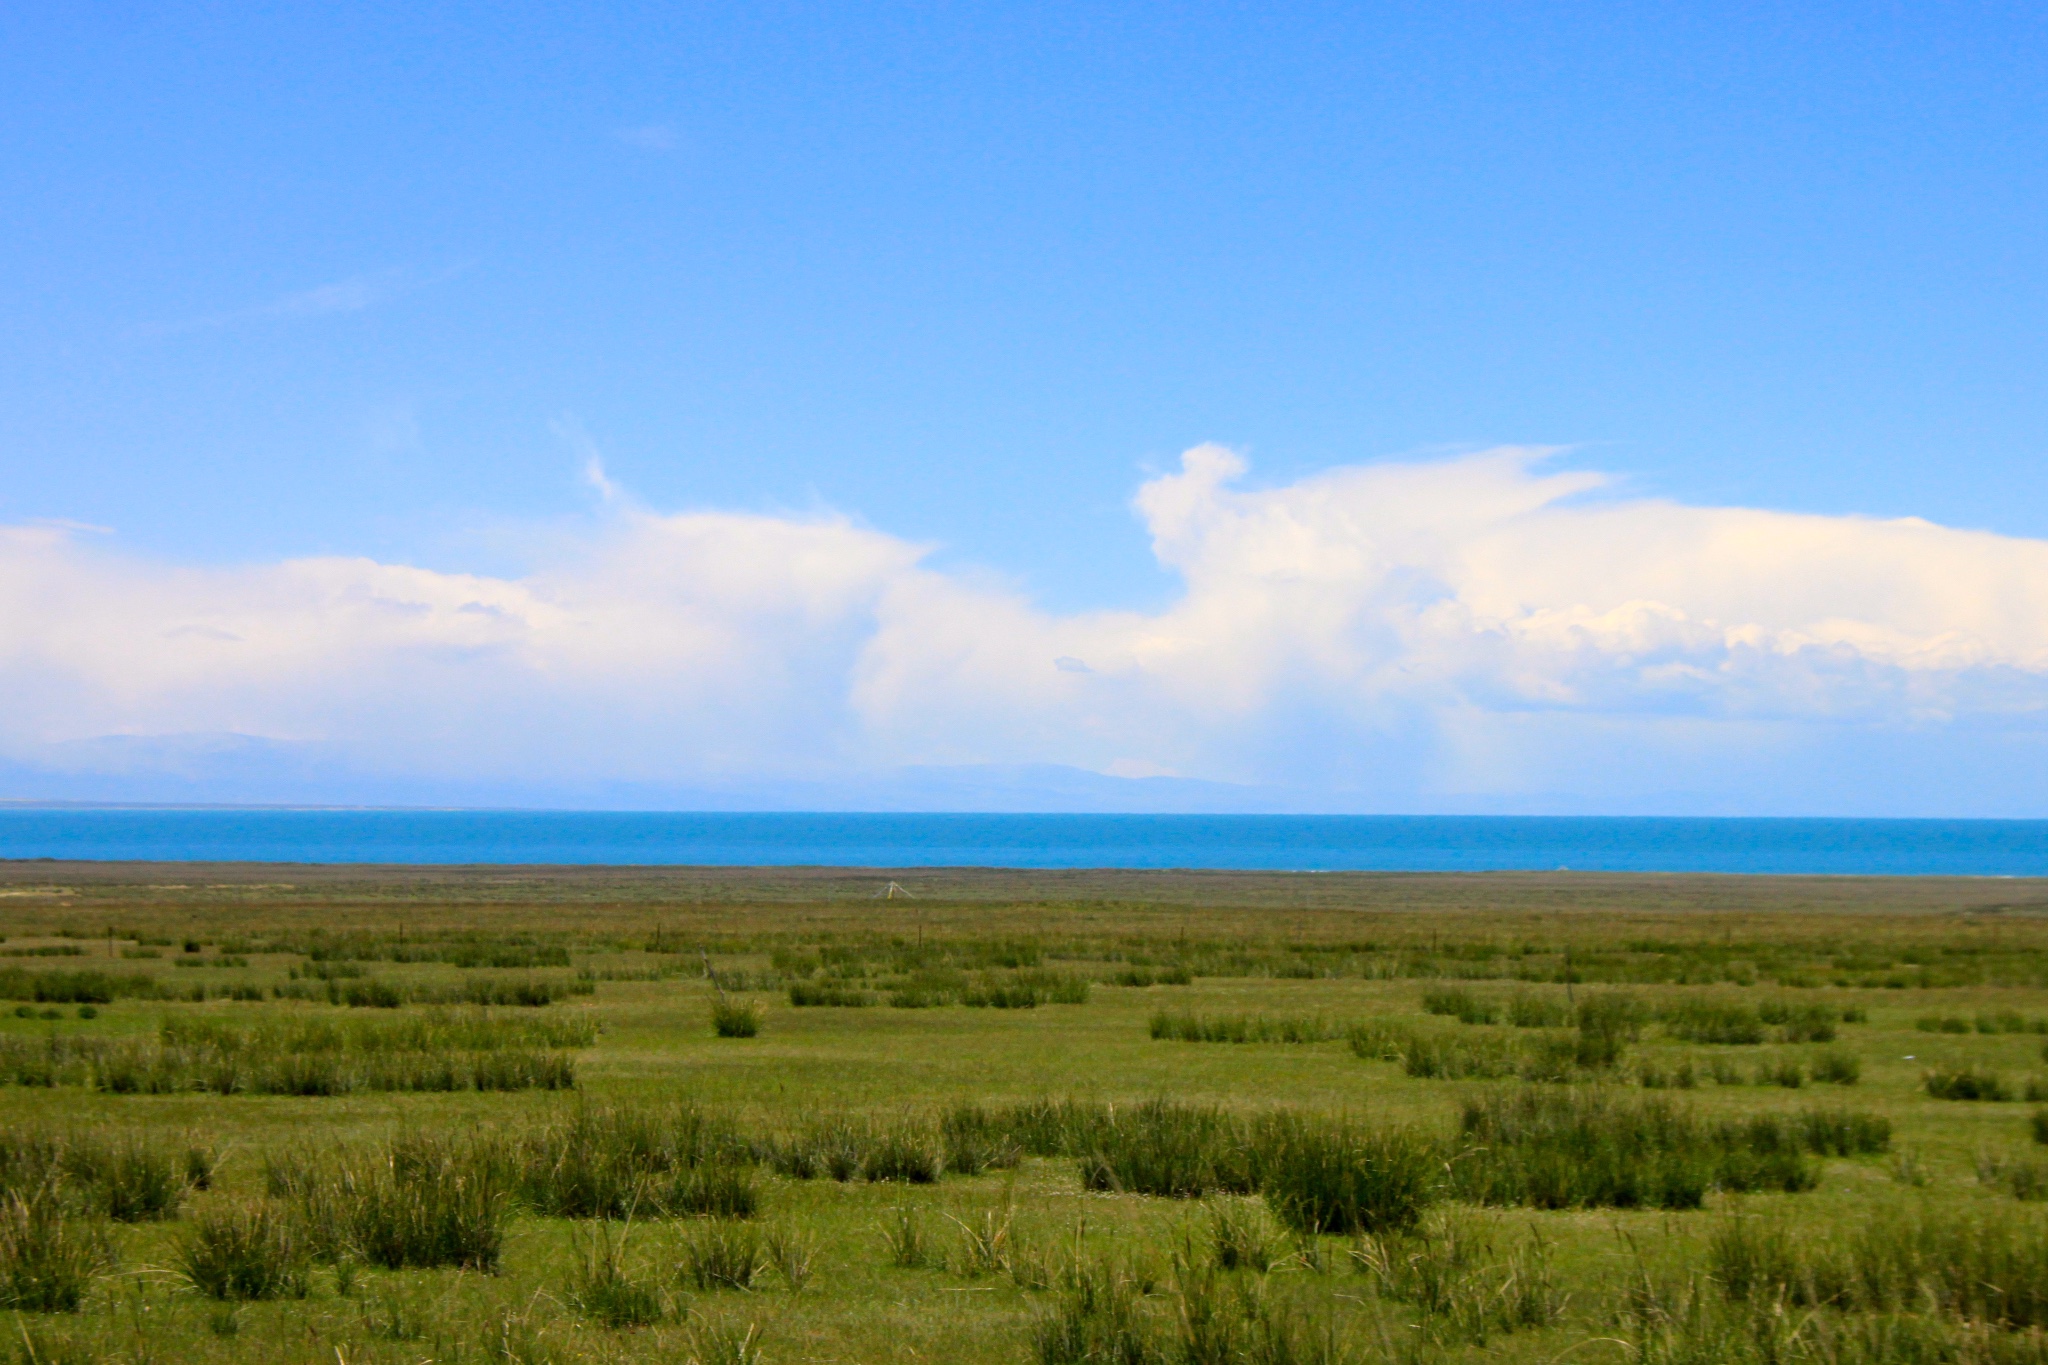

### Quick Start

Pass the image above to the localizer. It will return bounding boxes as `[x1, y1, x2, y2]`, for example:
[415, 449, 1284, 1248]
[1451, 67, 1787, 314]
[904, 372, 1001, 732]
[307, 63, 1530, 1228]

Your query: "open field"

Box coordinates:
[0, 864, 2046, 1362]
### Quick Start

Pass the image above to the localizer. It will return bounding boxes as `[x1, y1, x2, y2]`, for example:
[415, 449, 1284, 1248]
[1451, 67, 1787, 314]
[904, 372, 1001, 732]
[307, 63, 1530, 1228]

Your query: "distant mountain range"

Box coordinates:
[0, 732, 1304, 813]
[0, 732, 1901, 817]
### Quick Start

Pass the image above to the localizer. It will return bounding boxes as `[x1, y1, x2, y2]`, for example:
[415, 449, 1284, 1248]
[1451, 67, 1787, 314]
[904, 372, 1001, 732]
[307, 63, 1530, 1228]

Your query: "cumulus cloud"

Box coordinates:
[3, 447, 2046, 811]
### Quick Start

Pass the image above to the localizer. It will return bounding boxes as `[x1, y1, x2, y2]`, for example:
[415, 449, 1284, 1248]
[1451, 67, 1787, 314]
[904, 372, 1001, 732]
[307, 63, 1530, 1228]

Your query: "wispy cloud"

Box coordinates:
[2, 448, 2046, 812]
[127, 266, 425, 339]
[549, 416, 620, 502]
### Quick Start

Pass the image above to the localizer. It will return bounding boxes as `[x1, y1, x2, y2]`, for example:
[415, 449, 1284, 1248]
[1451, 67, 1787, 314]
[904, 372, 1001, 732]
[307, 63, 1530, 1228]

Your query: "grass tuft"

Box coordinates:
[682, 1316, 765, 1365]
[175, 1199, 309, 1301]
[1252, 1114, 1437, 1236]
[711, 997, 762, 1038]
[882, 1207, 931, 1268]
[678, 1221, 766, 1291]
[1032, 1257, 1154, 1365]
[0, 1190, 108, 1314]
[511, 1102, 753, 1219]
[865, 1119, 942, 1184]
[764, 1225, 817, 1292]
[1927, 1065, 2013, 1101]
[1206, 1200, 1279, 1272]
[1421, 987, 1499, 1025]
[941, 1102, 1023, 1176]
[1150, 1011, 1338, 1044]
[1706, 1206, 2048, 1328]
[948, 1202, 1016, 1278]
[566, 1220, 666, 1328]
[1080, 1100, 1252, 1199]
[1449, 1088, 1824, 1210]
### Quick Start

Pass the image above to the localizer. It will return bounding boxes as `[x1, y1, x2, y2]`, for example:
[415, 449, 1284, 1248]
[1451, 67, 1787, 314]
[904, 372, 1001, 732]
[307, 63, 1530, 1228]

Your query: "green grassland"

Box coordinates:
[0, 864, 2045, 1363]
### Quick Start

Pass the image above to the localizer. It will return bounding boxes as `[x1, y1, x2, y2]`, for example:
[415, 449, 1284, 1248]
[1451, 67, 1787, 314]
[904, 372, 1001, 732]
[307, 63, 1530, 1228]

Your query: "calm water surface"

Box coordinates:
[1, 810, 2045, 874]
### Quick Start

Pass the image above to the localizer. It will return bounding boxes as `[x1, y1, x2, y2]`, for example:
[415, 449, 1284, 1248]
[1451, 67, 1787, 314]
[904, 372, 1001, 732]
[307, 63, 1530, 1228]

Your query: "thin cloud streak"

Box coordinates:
[125, 263, 472, 339]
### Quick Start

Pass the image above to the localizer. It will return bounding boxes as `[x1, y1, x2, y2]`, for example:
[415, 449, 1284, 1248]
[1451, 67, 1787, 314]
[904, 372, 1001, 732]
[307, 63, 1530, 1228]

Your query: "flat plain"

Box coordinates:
[0, 862, 2045, 1364]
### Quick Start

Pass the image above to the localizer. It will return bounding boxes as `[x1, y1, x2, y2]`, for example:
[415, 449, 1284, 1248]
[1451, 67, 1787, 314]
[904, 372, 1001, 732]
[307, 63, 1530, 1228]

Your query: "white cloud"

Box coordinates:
[3, 447, 2046, 811]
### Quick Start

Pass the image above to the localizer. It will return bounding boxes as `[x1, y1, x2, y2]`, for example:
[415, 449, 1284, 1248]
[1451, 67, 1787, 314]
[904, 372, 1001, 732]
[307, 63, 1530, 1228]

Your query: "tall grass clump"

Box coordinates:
[512, 1103, 755, 1219]
[1927, 1066, 2013, 1101]
[764, 1226, 817, 1292]
[885, 969, 965, 1009]
[47, 1011, 595, 1097]
[1205, 1200, 1277, 1272]
[1759, 1000, 1840, 1043]
[1347, 1021, 1418, 1063]
[325, 978, 404, 1008]
[438, 976, 592, 1007]
[0, 1126, 198, 1222]
[987, 1098, 1113, 1159]
[765, 1114, 871, 1182]
[948, 1199, 1018, 1278]
[1572, 993, 1645, 1069]
[1421, 987, 1498, 1025]
[298, 975, 594, 1008]
[874, 966, 1087, 1009]
[1079, 1100, 1252, 1198]
[1707, 1206, 2048, 1330]
[0, 969, 163, 1005]
[1507, 993, 1571, 1028]
[1031, 1257, 1156, 1365]
[683, 1316, 765, 1365]
[566, 1221, 666, 1328]
[0, 1192, 109, 1312]
[273, 1133, 510, 1271]
[710, 996, 762, 1038]
[1968, 1010, 2047, 1034]
[175, 1199, 310, 1301]
[1622, 1272, 2048, 1364]
[1250, 1113, 1437, 1235]
[961, 970, 1090, 1008]
[941, 1103, 1023, 1176]
[68, 1137, 185, 1222]
[768, 1113, 943, 1185]
[670, 1162, 759, 1219]
[352, 1132, 509, 1271]
[882, 1206, 932, 1268]
[864, 1118, 943, 1184]
[1399, 1031, 1526, 1080]
[786, 982, 875, 1007]
[1351, 1214, 1567, 1342]
[1979, 1152, 2048, 1203]
[1113, 963, 1193, 987]
[1660, 999, 1765, 1045]
[678, 1221, 766, 1290]
[1149, 1011, 1337, 1044]
[1450, 1088, 1821, 1210]
[1034, 1251, 1353, 1365]
[1794, 1107, 1891, 1156]
[163, 1010, 600, 1054]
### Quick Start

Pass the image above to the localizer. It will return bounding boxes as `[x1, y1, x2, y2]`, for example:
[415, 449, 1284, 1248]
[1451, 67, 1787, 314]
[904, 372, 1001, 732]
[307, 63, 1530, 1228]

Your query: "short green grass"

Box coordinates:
[0, 864, 2045, 1362]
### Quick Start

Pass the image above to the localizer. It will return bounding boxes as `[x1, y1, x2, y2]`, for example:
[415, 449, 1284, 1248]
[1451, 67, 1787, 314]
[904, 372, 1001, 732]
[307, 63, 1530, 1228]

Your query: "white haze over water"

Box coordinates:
[4, 447, 2046, 815]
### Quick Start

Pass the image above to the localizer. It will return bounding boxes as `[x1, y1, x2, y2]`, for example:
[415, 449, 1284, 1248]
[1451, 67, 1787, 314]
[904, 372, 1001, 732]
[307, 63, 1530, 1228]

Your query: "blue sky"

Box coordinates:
[4, 4, 2047, 813]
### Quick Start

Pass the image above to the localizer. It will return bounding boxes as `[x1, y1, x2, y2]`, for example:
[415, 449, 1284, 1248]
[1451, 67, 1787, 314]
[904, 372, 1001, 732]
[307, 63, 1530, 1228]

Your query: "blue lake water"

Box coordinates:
[0, 809, 2045, 874]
